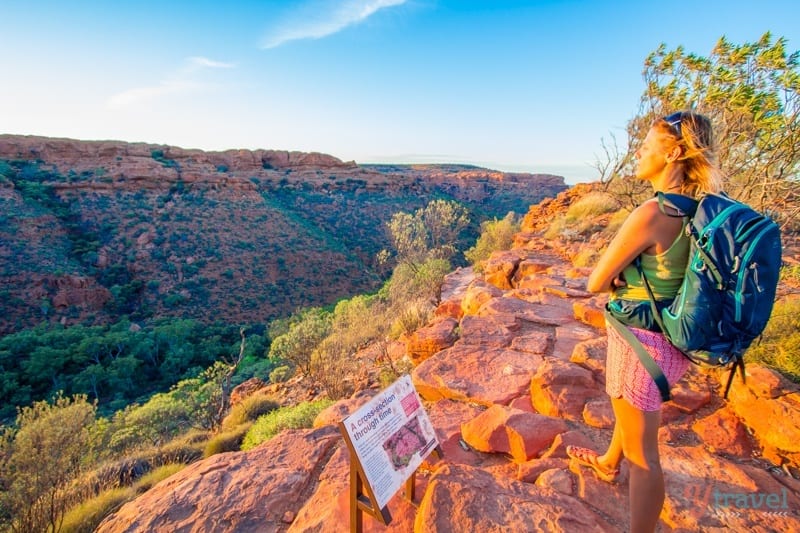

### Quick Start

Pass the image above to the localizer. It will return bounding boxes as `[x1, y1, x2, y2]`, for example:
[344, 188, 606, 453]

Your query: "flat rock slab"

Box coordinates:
[413, 344, 544, 406]
[415, 463, 617, 532]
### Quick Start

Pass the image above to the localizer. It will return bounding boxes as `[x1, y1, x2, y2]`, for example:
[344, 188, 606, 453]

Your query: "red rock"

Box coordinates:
[412, 344, 544, 406]
[509, 331, 552, 354]
[669, 379, 713, 414]
[482, 250, 522, 290]
[583, 397, 614, 429]
[477, 294, 576, 327]
[313, 389, 376, 428]
[440, 267, 476, 302]
[460, 405, 568, 462]
[539, 430, 601, 461]
[460, 280, 503, 316]
[536, 468, 574, 495]
[415, 463, 615, 532]
[422, 399, 509, 470]
[573, 298, 607, 329]
[511, 259, 556, 286]
[288, 446, 420, 532]
[569, 337, 608, 375]
[552, 323, 602, 360]
[740, 364, 797, 399]
[517, 457, 567, 483]
[456, 315, 515, 347]
[727, 366, 800, 455]
[433, 299, 463, 320]
[405, 317, 459, 364]
[515, 274, 567, 293]
[508, 395, 536, 413]
[660, 445, 800, 531]
[530, 358, 601, 420]
[691, 407, 754, 457]
[96, 426, 341, 533]
[229, 377, 267, 407]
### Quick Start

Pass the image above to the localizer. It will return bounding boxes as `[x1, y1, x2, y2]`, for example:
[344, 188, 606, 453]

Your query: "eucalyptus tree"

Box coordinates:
[598, 32, 799, 229]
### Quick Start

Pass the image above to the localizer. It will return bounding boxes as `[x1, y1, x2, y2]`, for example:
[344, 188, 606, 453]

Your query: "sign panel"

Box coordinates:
[342, 374, 438, 509]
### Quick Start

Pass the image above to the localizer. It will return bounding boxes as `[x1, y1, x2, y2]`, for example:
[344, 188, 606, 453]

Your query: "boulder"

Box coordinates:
[460, 404, 569, 462]
[530, 358, 601, 420]
[96, 426, 340, 533]
[415, 463, 616, 532]
[405, 317, 459, 364]
[413, 344, 544, 406]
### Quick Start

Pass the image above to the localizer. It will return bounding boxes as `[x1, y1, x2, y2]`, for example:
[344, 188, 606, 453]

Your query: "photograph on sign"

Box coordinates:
[343, 374, 438, 509]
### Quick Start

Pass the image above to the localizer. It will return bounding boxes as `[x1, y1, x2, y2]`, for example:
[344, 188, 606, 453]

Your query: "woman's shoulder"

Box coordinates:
[629, 198, 663, 222]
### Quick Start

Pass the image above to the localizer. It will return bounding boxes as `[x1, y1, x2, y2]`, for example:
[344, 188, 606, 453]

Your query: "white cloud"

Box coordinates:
[186, 56, 236, 70]
[261, 0, 407, 49]
[107, 56, 235, 110]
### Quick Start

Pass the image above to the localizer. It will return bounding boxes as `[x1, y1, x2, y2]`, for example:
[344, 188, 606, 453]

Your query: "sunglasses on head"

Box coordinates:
[662, 112, 684, 139]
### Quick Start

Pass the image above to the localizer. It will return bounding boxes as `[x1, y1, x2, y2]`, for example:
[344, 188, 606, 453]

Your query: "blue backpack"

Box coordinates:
[606, 192, 783, 400]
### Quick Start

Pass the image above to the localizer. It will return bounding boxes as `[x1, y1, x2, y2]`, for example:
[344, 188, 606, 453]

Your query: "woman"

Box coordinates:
[566, 111, 723, 533]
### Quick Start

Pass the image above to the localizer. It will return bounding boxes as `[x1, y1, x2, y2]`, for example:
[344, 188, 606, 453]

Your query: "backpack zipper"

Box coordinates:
[734, 223, 776, 323]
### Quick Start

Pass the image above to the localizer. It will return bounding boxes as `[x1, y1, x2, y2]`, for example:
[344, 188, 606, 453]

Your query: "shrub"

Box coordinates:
[221, 394, 280, 430]
[564, 192, 620, 222]
[0, 394, 95, 533]
[603, 208, 630, 236]
[133, 463, 185, 492]
[385, 258, 451, 305]
[311, 337, 357, 400]
[60, 487, 133, 533]
[269, 365, 293, 383]
[203, 423, 253, 457]
[268, 308, 331, 376]
[389, 299, 434, 339]
[571, 247, 603, 268]
[746, 297, 800, 382]
[464, 212, 520, 268]
[240, 399, 333, 450]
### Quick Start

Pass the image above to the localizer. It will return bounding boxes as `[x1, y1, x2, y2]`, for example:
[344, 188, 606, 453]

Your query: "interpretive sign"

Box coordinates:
[339, 374, 439, 529]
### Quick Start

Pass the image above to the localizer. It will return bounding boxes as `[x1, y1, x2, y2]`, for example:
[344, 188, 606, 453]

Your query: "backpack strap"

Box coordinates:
[657, 192, 698, 217]
[605, 309, 671, 402]
[635, 256, 744, 400]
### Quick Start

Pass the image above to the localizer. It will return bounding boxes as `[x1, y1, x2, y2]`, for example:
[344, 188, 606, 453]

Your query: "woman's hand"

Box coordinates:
[611, 275, 627, 290]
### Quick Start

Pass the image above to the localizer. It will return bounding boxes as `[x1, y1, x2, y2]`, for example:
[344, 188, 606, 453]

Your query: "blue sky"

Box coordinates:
[2, 1, 798, 183]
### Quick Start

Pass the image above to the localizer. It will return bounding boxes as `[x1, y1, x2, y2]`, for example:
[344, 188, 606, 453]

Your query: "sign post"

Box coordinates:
[339, 375, 440, 532]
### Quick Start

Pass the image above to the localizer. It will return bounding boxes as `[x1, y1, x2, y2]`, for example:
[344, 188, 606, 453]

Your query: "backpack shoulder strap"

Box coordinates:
[605, 310, 671, 402]
[656, 192, 698, 218]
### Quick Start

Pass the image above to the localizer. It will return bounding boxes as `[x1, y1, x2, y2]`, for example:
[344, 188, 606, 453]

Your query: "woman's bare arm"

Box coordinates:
[586, 201, 663, 293]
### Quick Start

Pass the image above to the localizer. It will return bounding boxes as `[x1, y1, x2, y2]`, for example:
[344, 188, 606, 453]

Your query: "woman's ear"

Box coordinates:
[666, 144, 683, 163]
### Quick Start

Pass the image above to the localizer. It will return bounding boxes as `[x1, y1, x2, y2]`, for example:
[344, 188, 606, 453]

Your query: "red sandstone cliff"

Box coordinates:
[0, 134, 567, 335]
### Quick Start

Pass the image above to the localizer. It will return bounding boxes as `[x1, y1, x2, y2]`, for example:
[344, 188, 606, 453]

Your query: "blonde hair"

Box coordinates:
[656, 111, 724, 197]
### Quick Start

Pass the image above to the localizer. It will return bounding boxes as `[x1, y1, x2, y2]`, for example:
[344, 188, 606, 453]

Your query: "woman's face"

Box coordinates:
[634, 126, 669, 181]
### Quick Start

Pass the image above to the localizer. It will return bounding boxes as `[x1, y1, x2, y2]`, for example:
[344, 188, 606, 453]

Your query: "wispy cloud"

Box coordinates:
[107, 56, 235, 110]
[261, 0, 407, 49]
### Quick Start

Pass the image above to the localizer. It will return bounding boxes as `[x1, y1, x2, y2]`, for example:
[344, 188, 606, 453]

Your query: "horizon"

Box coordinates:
[2, 0, 799, 185]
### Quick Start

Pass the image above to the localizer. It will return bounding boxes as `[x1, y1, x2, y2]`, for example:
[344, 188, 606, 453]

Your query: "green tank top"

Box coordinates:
[612, 221, 689, 302]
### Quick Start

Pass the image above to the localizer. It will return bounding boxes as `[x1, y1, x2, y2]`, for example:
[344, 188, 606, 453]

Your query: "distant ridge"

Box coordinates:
[0, 134, 567, 334]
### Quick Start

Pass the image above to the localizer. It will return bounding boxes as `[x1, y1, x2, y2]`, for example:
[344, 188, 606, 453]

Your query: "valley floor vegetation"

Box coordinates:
[0, 198, 500, 533]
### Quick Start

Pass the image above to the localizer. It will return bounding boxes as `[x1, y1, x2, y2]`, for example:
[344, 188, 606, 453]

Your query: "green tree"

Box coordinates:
[268, 308, 331, 376]
[0, 394, 95, 533]
[598, 32, 800, 228]
[385, 199, 470, 269]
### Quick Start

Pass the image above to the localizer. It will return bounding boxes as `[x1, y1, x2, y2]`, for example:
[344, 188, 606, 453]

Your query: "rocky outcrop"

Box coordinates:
[98, 235, 800, 532]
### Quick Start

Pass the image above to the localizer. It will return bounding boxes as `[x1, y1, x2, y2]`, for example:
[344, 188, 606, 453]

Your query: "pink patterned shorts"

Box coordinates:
[605, 321, 690, 412]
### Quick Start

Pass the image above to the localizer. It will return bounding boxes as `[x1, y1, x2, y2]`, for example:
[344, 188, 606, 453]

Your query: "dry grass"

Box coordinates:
[746, 297, 800, 382]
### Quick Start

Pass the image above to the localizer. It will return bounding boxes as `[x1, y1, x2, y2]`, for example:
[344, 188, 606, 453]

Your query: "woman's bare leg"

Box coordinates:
[612, 397, 664, 533]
